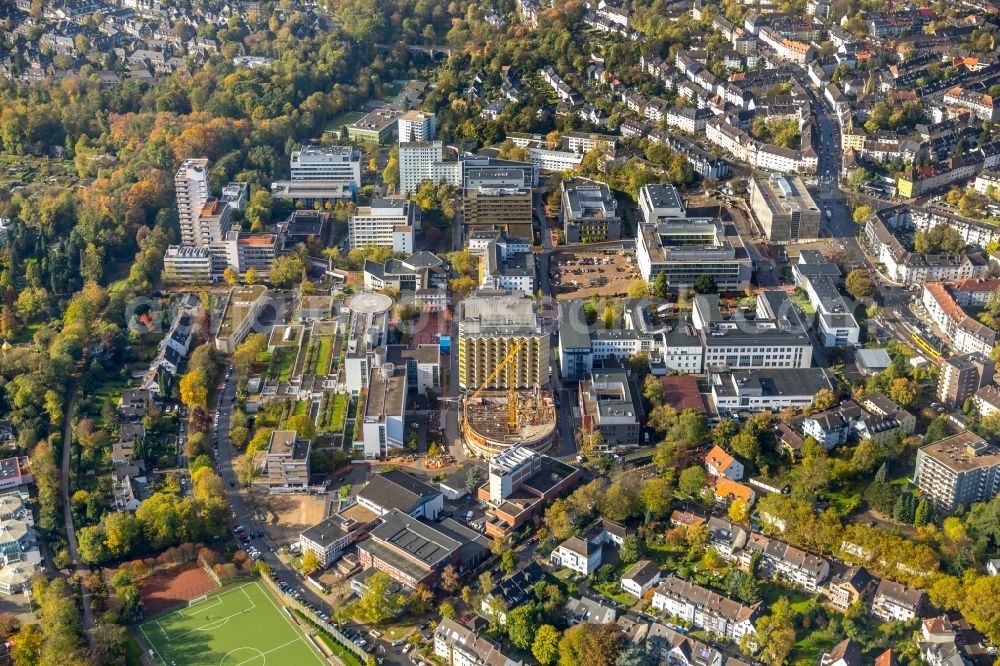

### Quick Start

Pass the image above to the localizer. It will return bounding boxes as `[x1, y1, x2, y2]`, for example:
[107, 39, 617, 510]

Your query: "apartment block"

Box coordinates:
[914, 431, 1000, 512]
[256, 430, 311, 489]
[175, 158, 210, 247]
[937, 353, 995, 406]
[650, 575, 760, 642]
[741, 533, 830, 592]
[434, 618, 522, 666]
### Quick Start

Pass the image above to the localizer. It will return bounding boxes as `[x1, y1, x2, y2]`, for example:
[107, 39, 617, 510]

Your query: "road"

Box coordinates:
[59, 383, 97, 645]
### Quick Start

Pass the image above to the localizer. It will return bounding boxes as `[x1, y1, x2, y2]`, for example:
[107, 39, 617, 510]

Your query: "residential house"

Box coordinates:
[565, 596, 618, 624]
[872, 579, 925, 622]
[705, 445, 745, 480]
[434, 618, 522, 666]
[551, 536, 602, 575]
[621, 560, 661, 598]
[824, 564, 877, 610]
[820, 638, 863, 666]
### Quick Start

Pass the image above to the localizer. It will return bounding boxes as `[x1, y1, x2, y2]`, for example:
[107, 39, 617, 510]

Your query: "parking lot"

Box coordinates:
[549, 250, 640, 300]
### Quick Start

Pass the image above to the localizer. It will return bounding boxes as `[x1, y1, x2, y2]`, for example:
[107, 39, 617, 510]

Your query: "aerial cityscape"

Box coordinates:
[4, 0, 1000, 664]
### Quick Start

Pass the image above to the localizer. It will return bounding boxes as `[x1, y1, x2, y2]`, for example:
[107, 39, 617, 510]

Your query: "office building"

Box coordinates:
[359, 362, 408, 460]
[299, 516, 357, 567]
[478, 447, 581, 537]
[577, 368, 644, 449]
[162, 245, 212, 283]
[175, 158, 210, 247]
[462, 159, 537, 189]
[290, 145, 362, 185]
[480, 237, 535, 294]
[914, 431, 1000, 512]
[937, 353, 995, 406]
[347, 108, 402, 144]
[638, 184, 685, 223]
[802, 276, 860, 347]
[711, 368, 832, 414]
[749, 175, 820, 243]
[270, 180, 355, 207]
[457, 292, 549, 391]
[462, 188, 533, 239]
[398, 110, 436, 142]
[349, 200, 417, 253]
[357, 509, 489, 588]
[636, 218, 753, 291]
[343, 292, 393, 396]
[557, 301, 661, 379]
[363, 251, 446, 291]
[694, 292, 815, 370]
[256, 430, 311, 490]
[561, 178, 621, 243]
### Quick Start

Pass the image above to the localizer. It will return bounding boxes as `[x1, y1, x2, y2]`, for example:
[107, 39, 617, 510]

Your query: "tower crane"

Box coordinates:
[465, 340, 526, 432]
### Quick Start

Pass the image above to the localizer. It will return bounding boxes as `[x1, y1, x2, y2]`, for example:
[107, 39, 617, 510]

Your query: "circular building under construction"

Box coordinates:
[462, 388, 558, 458]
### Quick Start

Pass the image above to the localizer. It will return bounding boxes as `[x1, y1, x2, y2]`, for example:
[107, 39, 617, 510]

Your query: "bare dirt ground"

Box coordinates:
[140, 563, 217, 616]
[550, 250, 641, 301]
[256, 494, 328, 543]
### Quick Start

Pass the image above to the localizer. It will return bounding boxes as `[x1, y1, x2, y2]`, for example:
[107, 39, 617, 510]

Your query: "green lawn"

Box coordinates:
[590, 580, 636, 606]
[326, 111, 365, 132]
[329, 394, 348, 432]
[313, 337, 333, 375]
[139, 581, 327, 666]
[794, 629, 841, 663]
[273, 348, 295, 381]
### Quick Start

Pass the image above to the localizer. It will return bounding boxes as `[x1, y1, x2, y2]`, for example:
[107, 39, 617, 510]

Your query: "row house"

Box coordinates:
[650, 575, 760, 642]
[741, 533, 830, 592]
[922, 283, 997, 356]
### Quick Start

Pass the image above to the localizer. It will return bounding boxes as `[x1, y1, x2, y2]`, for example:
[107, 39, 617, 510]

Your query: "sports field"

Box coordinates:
[138, 581, 328, 666]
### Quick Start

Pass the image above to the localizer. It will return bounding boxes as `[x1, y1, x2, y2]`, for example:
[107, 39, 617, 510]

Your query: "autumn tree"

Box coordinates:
[179, 367, 209, 411]
[532, 625, 561, 666]
[558, 623, 626, 666]
[845, 269, 875, 300]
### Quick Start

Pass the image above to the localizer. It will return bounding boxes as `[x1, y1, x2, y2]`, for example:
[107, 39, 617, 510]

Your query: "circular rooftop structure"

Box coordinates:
[347, 291, 394, 316]
[463, 390, 558, 459]
[0, 496, 23, 519]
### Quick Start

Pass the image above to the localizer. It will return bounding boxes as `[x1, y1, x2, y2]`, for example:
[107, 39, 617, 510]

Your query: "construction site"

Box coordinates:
[462, 388, 558, 458]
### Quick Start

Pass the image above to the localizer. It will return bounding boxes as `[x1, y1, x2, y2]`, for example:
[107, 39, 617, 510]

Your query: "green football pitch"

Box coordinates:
[138, 581, 328, 666]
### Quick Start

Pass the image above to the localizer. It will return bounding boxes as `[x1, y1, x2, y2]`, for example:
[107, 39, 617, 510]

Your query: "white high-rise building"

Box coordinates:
[290, 145, 362, 185]
[175, 158, 210, 246]
[398, 111, 437, 143]
[398, 141, 462, 195]
[349, 201, 417, 253]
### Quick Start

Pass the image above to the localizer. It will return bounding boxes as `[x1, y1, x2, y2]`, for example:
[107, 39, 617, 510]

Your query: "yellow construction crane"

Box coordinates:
[466, 340, 525, 432]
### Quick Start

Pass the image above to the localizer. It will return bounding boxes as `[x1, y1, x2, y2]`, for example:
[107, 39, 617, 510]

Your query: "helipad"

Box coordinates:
[347, 291, 394, 315]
